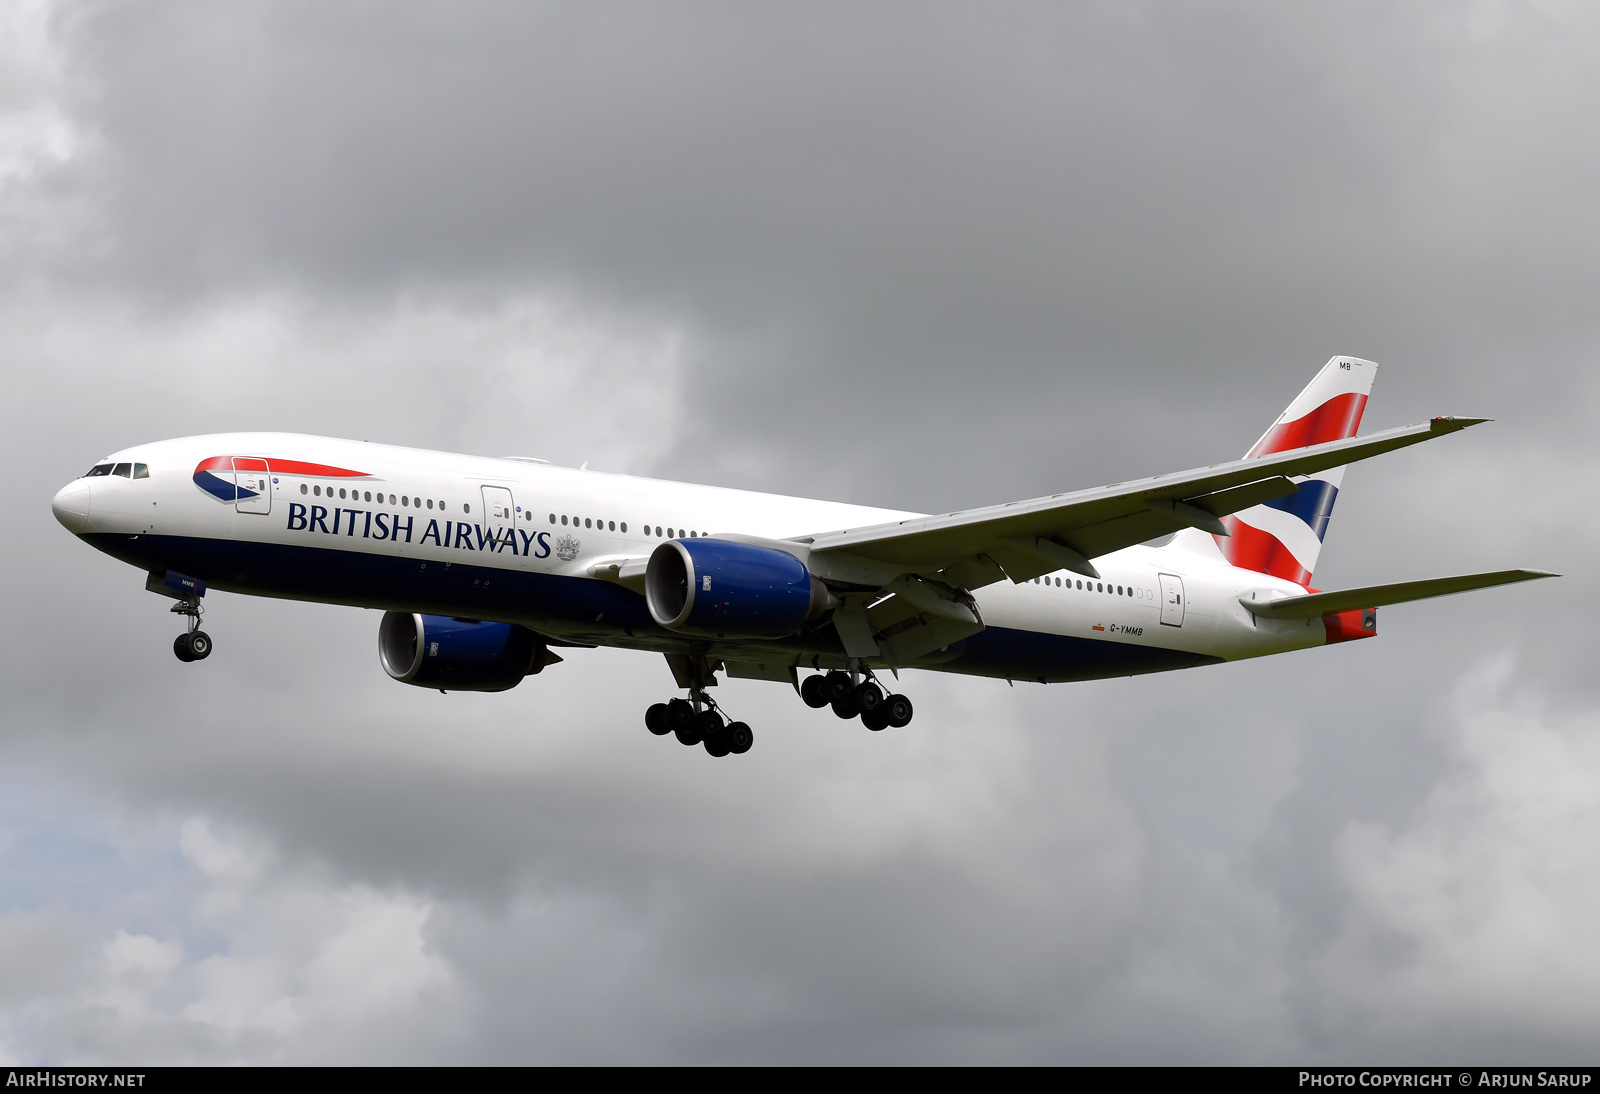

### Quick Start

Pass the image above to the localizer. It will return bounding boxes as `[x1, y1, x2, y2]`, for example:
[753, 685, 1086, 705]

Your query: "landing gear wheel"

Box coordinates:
[801, 675, 830, 708]
[697, 710, 725, 739]
[704, 735, 731, 757]
[727, 721, 753, 754]
[645, 703, 671, 736]
[862, 707, 890, 732]
[825, 670, 854, 704]
[187, 631, 212, 660]
[854, 681, 884, 715]
[886, 694, 913, 728]
[674, 720, 703, 747]
[830, 695, 859, 720]
[667, 698, 694, 730]
[173, 634, 195, 663]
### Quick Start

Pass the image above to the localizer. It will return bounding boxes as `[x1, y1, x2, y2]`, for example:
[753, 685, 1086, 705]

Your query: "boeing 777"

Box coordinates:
[51, 357, 1553, 757]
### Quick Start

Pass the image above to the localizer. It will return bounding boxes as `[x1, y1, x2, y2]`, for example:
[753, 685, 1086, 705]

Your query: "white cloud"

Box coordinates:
[0, 817, 457, 1063]
[1320, 655, 1600, 1045]
[0, 0, 77, 178]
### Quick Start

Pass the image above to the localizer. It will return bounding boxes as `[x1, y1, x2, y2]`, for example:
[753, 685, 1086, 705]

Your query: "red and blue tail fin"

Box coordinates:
[1215, 356, 1378, 586]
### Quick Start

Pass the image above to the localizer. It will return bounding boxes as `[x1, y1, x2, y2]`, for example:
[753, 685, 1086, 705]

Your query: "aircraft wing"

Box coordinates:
[802, 417, 1486, 588]
[1241, 568, 1557, 619]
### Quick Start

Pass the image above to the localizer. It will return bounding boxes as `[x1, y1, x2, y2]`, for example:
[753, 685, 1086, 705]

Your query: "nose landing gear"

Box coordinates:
[147, 569, 213, 664]
[169, 596, 212, 663]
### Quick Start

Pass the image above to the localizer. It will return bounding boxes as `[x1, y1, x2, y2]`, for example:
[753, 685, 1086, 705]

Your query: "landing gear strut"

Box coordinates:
[170, 597, 212, 663]
[645, 689, 754, 758]
[801, 665, 912, 731]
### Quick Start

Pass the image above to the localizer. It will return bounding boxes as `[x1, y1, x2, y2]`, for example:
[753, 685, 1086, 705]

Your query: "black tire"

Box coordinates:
[674, 720, 703, 747]
[800, 675, 830, 708]
[886, 694, 913, 728]
[697, 710, 725, 739]
[727, 721, 753, 754]
[645, 703, 671, 735]
[173, 634, 195, 663]
[862, 707, 890, 732]
[186, 631, 212, 660]
[825, 670, 853, 703]
[854, 681, 884, 714]
[704, 732, 731, 757]
[830, 695, 859, 720]
[667, 698, 694, 728]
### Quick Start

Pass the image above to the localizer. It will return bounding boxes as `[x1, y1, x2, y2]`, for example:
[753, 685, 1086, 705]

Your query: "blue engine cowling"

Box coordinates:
[379, 612, 553, 692]
[644, 538, 834, 637]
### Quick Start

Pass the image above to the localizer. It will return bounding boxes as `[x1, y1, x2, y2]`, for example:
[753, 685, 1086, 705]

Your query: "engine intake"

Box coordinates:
[379, 612, 556, 692]
[645, 538, 834, 638]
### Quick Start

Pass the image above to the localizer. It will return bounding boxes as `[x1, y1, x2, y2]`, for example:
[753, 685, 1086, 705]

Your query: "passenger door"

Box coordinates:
[233, 458, 271, 515]
[1158, 573, 1185, 627]
[480, 485, 517, 552]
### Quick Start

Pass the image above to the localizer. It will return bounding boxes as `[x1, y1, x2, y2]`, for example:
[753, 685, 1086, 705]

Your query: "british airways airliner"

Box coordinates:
[51, 358, 1552, 757]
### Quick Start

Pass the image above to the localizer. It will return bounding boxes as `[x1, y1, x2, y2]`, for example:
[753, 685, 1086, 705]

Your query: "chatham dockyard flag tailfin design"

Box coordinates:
[1214, 356, 1378, 587]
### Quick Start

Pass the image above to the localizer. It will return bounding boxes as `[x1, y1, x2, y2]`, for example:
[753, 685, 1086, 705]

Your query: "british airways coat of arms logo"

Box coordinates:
[555, 534, 581, 562]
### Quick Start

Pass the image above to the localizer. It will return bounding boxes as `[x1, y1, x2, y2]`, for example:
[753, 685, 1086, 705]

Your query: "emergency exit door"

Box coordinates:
[233, 458, 271, 515]
[1158, 573, 1185, 627]
[480, 485, 517, 550]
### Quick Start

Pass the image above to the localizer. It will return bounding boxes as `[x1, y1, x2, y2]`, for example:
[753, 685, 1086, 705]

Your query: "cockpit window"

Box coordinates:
[132, 463, 149, 479]
[84, 464, 113, 477]
[113, 463, 132, 478]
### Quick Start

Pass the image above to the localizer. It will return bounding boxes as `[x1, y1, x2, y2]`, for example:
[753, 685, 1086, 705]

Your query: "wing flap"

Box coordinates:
[1242, 569, 1556, 619]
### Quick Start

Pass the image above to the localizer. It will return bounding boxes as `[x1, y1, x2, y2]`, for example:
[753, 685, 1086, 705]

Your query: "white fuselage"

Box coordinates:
[53, 432, 1334, 684]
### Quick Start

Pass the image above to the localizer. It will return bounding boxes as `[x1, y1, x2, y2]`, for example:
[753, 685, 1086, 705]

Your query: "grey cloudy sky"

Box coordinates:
[1, 0, 1597, 1063]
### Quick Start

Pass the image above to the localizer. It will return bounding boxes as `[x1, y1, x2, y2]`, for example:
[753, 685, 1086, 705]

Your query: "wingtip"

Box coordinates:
[1430, 415, 1492, 433]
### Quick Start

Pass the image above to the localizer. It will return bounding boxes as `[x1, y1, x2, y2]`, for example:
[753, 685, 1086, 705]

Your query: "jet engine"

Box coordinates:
[379, 612, 558, 692]
[644, 538, 835, 638]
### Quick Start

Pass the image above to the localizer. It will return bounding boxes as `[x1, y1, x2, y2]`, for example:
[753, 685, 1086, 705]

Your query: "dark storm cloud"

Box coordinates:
[3, 0, 1599, 1063]
[58, 1, 1600, 501]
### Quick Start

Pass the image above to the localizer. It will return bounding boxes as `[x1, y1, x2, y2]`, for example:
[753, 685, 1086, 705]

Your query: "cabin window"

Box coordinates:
[339, 488, 347, 499]
[620, 522, 627, 533]
[300, 483, 308, 494]
[84, 464, 113, 477]
[549, 513, 556, 524]
[463, 504, 470, 514]
[365, 491, 372, 502]
[133, 464, 149, 479]
[561, 515, 568, 525]
[608, 520, 615, 531]
[314, 485, 322, 496]
[584, 518, 592, 528]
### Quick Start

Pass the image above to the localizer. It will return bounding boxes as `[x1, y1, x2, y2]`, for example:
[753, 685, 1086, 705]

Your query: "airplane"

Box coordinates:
[50, 356, 1553, 758]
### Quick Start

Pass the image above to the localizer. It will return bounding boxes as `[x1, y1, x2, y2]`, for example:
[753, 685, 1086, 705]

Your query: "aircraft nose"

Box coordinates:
[51, 479, 91, 533]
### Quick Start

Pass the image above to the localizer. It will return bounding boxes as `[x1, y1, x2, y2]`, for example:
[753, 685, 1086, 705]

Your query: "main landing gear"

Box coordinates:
[170, 597, 213, 663]
[645, 692, 754, 758]
[800, 668, 913, 731]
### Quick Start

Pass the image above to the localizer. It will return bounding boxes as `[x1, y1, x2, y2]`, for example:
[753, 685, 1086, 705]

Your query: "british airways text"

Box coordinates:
[286, 503, 552, 557]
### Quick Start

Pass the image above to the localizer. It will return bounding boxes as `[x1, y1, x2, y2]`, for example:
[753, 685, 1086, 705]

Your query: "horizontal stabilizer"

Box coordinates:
[1241, 568, 1557, 619]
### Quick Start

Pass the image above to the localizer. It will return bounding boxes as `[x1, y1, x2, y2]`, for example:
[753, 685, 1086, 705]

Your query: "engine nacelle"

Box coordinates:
[379, 612, 554, 692]
[644, 538, 834, 638]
